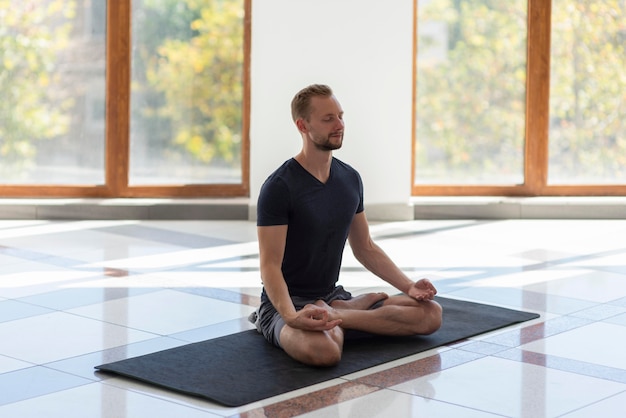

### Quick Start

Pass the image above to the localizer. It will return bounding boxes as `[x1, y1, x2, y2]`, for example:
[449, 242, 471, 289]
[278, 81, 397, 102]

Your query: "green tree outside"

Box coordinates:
[549, 0, 626, 183]
[416, 0, 527, 184]
[0, 0, 76, 177]
[415, 0, 626, 185]
[133, 0, 244, 172]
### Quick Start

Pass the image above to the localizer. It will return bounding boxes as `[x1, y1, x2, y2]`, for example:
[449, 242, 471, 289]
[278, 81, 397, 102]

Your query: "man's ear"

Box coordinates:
[295, 118, 307, 133]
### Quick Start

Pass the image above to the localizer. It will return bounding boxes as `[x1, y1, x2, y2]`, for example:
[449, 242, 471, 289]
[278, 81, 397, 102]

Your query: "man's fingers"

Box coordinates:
[298, 306, 341, 329]
[301, 305, 325, 317]
[305, 317, 341, 331]
[319, 319, 342, 330]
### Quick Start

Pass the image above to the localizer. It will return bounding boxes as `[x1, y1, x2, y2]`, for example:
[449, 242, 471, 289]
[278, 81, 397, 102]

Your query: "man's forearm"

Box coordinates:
[261, 268, 297, 321]
[354, 242, 415, 294]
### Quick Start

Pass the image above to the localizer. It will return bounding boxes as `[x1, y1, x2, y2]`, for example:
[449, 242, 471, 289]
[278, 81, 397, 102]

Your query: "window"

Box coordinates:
[548, 0, 626, 185]
[0, 0, 106, 186]
[412, 0, 626, 196]
[129, 0, 245, 186]
[414, 0, 527, 186]
[0, 0, 250, 197]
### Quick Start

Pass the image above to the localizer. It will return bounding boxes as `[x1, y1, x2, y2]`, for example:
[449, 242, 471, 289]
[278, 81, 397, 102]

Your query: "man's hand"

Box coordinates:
[286, 304, 342, 331]
[407, 278, 437, 301]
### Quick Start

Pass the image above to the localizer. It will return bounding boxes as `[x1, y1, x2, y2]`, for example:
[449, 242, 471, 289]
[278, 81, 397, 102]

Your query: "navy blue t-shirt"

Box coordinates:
[257, 157, 364, 298]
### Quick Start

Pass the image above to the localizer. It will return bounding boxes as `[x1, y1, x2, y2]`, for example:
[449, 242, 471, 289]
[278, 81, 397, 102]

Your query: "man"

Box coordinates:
[253, 84, 442, 366]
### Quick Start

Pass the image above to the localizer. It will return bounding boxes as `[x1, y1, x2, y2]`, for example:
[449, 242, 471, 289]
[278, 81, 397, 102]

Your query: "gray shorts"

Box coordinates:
[252, 286, 382, 348]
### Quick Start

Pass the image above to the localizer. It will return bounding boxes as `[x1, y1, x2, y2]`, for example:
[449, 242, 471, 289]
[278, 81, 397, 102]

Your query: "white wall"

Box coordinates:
[249, 0, 415, 221]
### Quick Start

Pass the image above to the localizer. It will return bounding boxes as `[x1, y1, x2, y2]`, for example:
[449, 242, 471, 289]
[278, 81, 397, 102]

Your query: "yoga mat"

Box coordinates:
[96, 297, 539, 407]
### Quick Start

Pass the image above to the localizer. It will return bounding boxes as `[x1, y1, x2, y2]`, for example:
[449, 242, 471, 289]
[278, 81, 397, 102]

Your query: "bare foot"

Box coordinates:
[330, 292, 389, 310]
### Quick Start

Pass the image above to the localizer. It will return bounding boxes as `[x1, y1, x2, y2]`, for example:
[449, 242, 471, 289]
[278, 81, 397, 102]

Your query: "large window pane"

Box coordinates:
[0, 0, 106, 184]
[414, 0, 527, 185]
[549, 0, 626, 184]
[130, 0, 244, 185]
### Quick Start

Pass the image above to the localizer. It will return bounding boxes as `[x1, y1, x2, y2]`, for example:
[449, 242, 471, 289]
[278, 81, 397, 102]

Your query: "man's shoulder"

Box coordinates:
[262, 158, 296, 184]
[332, 157, 358, 172]
[269, 158, 295, 175]
[332, 157, 362, 183]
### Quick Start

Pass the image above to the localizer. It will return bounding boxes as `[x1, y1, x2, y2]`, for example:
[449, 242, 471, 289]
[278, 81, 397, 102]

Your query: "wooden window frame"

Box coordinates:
[411, 0, 626, 197]
[1, 0, 251, 198]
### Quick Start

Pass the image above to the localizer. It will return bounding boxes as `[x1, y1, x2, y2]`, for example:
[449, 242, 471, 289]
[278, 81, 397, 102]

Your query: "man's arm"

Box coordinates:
[347, 212, 436, 300]
[258, 225, 342, 330]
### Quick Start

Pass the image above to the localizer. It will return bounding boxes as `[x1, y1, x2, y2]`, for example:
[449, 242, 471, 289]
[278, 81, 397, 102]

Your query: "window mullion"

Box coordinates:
[524, 0, 552, 194]
[105, 0, 131, 196]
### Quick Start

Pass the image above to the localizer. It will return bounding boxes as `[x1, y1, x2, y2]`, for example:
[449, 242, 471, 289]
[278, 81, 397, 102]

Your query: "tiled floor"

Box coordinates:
[1, 219, 626, 417]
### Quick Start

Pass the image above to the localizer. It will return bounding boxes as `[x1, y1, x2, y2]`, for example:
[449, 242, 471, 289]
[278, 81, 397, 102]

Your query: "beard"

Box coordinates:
[312, 132, 343, 151]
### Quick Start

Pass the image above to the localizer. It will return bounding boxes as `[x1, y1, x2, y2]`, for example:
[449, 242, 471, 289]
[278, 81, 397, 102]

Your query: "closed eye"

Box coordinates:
[323, 113, 344, 122]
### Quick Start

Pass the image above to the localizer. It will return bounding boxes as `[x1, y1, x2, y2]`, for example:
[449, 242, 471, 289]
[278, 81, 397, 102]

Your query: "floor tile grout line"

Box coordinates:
[0, 366, 94, 408]
[96, 378, 226, 417]
[383, 387, 512, 418]
[235, 349, 489, 417]
[552, 390, 626, 418]
[493, 348, 626, 385]
[230, 380, 382, 418]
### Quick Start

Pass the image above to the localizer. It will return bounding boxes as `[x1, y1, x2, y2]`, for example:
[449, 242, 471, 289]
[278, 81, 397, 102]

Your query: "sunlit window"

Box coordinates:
[414, 0, 527, 185]
[548, 0, 626, 184]
[0, 0, 106, 185]
[129, 0, 245, 185]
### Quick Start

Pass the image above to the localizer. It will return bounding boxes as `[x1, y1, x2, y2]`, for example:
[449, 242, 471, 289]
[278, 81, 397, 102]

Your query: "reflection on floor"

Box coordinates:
[1, 219, 626, 417]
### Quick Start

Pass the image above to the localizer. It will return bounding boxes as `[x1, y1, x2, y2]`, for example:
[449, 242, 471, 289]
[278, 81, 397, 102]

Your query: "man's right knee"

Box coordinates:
[281, 328, 343, 367]
[421, 300, 443, 335]
[302, 341, 342, 367]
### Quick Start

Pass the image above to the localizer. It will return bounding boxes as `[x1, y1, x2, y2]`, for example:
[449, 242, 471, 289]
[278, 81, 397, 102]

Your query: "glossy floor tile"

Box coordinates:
[1, 219, 626, 417]
[390, 356, 625, 417]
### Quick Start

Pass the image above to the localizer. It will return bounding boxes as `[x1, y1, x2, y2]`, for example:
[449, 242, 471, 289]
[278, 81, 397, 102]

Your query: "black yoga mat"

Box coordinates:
[96, 297, 539, 407]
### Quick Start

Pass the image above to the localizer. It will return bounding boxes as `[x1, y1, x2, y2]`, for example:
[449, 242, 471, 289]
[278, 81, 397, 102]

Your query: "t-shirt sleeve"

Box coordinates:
[257, 177, 290, 226]
[356, 170, 364, 214]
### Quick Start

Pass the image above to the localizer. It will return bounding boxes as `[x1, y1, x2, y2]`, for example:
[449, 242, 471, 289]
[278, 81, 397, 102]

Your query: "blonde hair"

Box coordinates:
[290, 84, 333, 122]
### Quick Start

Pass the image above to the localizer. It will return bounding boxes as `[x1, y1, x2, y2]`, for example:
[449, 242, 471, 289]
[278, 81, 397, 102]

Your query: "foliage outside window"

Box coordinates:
[549, 0, 626, 184]
[0, 0, 247, 193]
[130, 0, 244, 185]
[415, 0, 527, 185]
[0, 0, 84, 184]
[414, 0, 626, 192]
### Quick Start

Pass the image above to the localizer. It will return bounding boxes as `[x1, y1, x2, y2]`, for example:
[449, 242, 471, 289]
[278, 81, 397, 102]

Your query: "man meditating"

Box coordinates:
[251, 84, 442, 366]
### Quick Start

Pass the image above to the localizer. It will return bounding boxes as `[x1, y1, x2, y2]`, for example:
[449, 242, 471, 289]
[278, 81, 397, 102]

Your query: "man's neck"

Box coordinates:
[294, 149, 333, 184]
